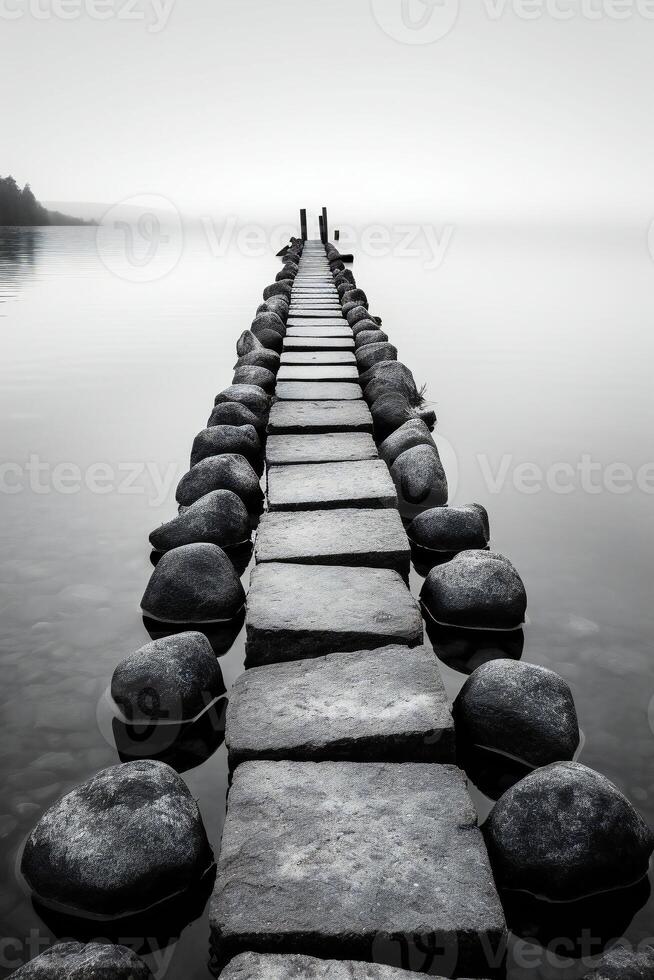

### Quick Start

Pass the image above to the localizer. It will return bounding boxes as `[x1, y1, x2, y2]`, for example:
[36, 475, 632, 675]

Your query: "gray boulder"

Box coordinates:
[141, 543, 246, 623]
[363, 362, 423, 407]
[232, 365, 276, 394]
[149, 489, 250, 552]
[276, 266, 297, 282]
[379, 418, 436, 467]
[247, 327, 282, 354]
[236, 330, 262, 357]
[370, 392, 414, 441]
[111, 631, 224, 723]
[214, 384, 270, 420]
[407, 503, 489, 551]
[257, 297, 289, 323]
[342, 288, 368, 308]
[176, 454, 263, 512]
[356, 343, 397, 373]
[453, 660, 580, 767]
[190, 424, 261, 469]
[21, 760, 213, 918]
[233, 349, 280, 375]
[9, 942, 152, 979]
[391, 445, 448, 509]
[347, 306, 372, 326]
[582, 946, 654, 979]
[263, 281, 292, 301]
[420, 550, 526, 630]
[334, 269, 355, 285]
[251, 312, 285, 337]
[485, 762, 654, 900]
[415, 405, 437, 430]
[207, 400, 267, 433]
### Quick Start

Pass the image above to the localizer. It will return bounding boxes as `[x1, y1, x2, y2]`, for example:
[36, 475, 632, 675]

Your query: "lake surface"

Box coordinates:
[0, 223, 652, 978]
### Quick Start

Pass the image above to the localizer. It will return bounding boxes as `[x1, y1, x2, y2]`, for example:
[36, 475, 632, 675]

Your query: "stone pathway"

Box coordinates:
[211, 240, 506, 977]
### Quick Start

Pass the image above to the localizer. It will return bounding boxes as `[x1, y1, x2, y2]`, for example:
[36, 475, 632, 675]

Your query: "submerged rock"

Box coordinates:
[370, 392, 415, 441]
[149, 489, 250, 552]
[207, 400, 267, 433]
[111, 631, 224, 723]
[190, 424, 261, 470]
[21, 760, 213, 918]
[232, 365, 276, 394]
[391, 445, 448, 509]
[176, 454, 263, 512]
[141, 543, 246, 622]
[420, 550, 527, 630]
[233, 349, 280, 375]
[582, 946, 654, 979]
[251, 311, 286, 337]
[485, 762, 654, 900]
[10, 942, 152, 979]
[379, 418, 436, 466]
[214, 384, 270, 420]
[363, 362, 423, 407]
[263, 281, 292, 301]
[454, 660, 579, 767]
[236, 330, 262, 357]
[407, 503, 489, 552]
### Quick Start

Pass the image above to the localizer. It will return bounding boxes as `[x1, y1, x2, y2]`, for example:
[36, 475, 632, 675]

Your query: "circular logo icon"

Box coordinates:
[96, 194, 183, 283]
[370, 0, 460, 44]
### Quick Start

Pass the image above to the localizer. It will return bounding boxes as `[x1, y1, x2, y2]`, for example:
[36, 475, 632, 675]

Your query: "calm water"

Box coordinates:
[0, 223, 652, 979]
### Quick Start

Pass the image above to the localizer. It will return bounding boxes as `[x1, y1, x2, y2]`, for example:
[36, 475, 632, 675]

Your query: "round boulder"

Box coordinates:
[346, 305, 372, 326]
[141, 542, 245, 623]
[111, 631, 224, 723]
[21, 760, 214, 918]
[256, 298, 289, 323]
[263, 281, 292, 301]
[232, 365, 276, 394]
[415, 405, 437, 430]
[352, 320, 383, 338]
[9, 943, 152, 979]
[391, 444, 448, 509]
[149, 489, 250, 552]
[582, 946, 654, 979]
[190, 424, 261, 470]
[379, 418, 436, 466]
[356, 342, 397, 373]
[248, 327, 282, 354]
[363, 361, 422, 407]
[420, 550, 527, 630]
[454, 660, 580, 767]
[407, 503, 489, 552]
[207, 400, 267, 434]
[485, 762, 654, 900]
[236, 330, 262, 357]
[251, 311, 285, 337]
[176, 454, 263, 512]
[354, 329, 390, 350]
[233, 349, 280, 376]
[214, 384, 270, 419]
[370, 392, 414, 441]
[342, 288, 368, 308]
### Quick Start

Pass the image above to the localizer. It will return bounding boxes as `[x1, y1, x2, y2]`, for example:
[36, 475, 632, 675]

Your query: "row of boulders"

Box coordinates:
[329, 243, 654, 913]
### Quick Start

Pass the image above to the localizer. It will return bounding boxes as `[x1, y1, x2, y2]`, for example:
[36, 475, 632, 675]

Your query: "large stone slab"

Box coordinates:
[267, 460, 396, 510]
[288, 316, 347, 325]
[210, 761, 506, 973]
[267, 400, 373, 434]
[274, 382, 362, 401]
[245, 563, 422, 664]
[255, 507, 408, 571]
[283, 336, 354, 351]
[219, 953, 450, 980]
[266, 433, 378, 466]
[281, 350, 356, 365]
[277, 365, 359, 383]
[226, 645, 455, 766]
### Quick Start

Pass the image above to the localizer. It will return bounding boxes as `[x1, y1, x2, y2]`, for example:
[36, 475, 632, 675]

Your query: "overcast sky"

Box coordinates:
[2, 0, 654, 223]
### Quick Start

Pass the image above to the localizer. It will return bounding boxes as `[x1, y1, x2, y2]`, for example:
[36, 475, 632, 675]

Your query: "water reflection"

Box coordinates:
[113, 699, 227, 773]
[0, 228, 40, 303]
[458, 744, 534, 801]
[426, 619, 525, 674]
[143, 608, 246, 657]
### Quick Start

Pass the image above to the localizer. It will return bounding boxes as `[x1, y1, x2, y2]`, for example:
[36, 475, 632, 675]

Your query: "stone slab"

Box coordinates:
[219, 953, 451, 980]
[210, 761, 506, 971]
[288, 326, 351, 337]
[277, 365, 359, 383]
[281, 350, 356, 365]
[254, 507, 409, 572]
[267, 459, 396, 510]
[288, 312, 346, 321]
[274, 382, 362, 401]
[267, 400, 373, 434]
[245, 563, 423, 664]
[266, 433, 378, 466]
[226, 645, 455, 766]
[290, 305, 342, 311]
[283, 336, 354, 351]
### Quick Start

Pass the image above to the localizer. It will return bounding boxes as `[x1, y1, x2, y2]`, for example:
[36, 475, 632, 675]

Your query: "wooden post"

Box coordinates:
[322, 207, 329, 243]
[300, 209, 307, 241]
[334, 229, 340, 241]
[318, 214, 324, 243]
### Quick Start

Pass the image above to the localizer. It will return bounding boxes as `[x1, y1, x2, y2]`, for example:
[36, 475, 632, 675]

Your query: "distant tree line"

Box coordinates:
[0, 176, 95, 226]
